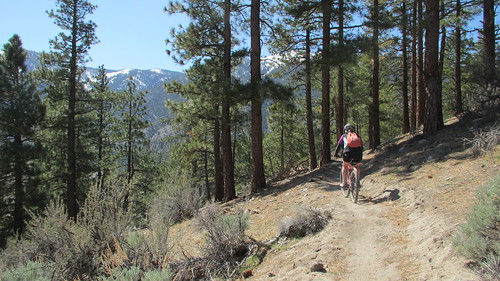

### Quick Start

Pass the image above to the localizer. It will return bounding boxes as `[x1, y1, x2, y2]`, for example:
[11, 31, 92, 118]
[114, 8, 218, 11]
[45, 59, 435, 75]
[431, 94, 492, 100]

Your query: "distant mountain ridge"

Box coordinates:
[26, 50, 187, 143]
[25, 50, 288, 146]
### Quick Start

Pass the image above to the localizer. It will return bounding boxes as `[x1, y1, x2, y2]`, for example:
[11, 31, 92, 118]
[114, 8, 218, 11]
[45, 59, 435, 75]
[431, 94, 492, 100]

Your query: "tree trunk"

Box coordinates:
[454, 0, 463, 114]
[250, 0, 266, 193]
[410, 0, 418, 131]
[417, 0, 426, 128]
[305, 28, 317, 170]
[402, 0, 410, 134]
[320, 0, 332, 166]
[437, 0, 446, 124]
[97, 100, 104, 188]
[371, 0, 381, 149]
[213, 108, 224, 201]
[67, 1, 79, 220]
[280, 114, 285, 173]
[204, 149, 211, 201]
[482, 0, 496, 84]
[423, 0, 444, 135]
[13, 134, 25, 234]
[336, 0, 345, 139]
[127, 120, 133, 184]
[222, 0, 235, 202]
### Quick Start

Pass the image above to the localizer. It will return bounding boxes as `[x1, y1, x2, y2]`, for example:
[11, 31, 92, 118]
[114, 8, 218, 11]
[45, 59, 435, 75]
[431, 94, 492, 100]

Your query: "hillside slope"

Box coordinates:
[170, 113, 499, 281]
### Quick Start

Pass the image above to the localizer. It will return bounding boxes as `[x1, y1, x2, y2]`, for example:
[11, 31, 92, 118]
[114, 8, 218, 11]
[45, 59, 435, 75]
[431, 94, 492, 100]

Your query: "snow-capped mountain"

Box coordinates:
[26, 51, 187, 141]
[25, 50, 288, 144]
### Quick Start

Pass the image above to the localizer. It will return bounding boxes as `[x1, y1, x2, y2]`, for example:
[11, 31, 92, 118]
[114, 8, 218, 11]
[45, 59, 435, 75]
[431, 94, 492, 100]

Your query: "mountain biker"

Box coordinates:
[334, 123, 363, 188]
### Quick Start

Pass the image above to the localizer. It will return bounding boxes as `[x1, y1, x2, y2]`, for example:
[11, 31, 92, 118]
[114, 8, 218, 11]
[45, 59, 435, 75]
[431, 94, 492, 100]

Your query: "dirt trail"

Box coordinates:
[337, 199, 403, 281]
[246, 149, 489, 280]
[173, 116, 498, 281]
[247, 163, 411, 280]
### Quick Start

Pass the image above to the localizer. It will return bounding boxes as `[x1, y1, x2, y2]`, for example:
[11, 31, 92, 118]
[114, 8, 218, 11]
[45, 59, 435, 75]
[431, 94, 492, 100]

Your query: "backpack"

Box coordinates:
[346, 132, 361, 148]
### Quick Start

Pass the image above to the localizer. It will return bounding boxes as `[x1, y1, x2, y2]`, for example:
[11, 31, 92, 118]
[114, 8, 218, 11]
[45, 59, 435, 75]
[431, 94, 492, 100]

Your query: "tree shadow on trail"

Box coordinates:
[360, 189, 401, 204]
[251, 162, 342, 199]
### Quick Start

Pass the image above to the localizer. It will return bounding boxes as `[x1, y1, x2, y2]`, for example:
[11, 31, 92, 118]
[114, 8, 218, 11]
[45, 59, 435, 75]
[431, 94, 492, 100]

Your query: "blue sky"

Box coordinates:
[0, 0, 190, 72]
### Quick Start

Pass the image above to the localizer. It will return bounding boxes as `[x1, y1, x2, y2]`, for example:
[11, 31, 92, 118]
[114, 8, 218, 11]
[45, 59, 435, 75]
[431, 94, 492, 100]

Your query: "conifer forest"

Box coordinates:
[0, 0, 498, 280]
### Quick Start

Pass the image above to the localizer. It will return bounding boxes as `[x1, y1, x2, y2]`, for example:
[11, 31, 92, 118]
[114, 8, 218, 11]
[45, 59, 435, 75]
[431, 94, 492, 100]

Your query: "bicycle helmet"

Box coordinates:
[344, 123, 355, 132]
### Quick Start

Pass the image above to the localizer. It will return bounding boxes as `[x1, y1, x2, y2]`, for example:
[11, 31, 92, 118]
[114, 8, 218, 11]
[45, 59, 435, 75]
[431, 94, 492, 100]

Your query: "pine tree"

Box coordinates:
[416, 0, 425, 128]
[89, 65, 115, 188]
[43, 0, 99, 219]
[410, 0, 418, 131]
[454, 0, 463, 114]
[482, 0, 497, 84]
[335, 0, 346, 139]
[423, 0, 444, 135]
[399, 0, 410, 133]
[268, 1, 320, 171]
[0, 35, 45, 238]
[166, 0, 243, 202]
[115, 77, 150, 185]
[250, 0, 266, 193]
[222, 0, 236, 201]
[320, 0, 332, 165]
[371, 0, 380, 148]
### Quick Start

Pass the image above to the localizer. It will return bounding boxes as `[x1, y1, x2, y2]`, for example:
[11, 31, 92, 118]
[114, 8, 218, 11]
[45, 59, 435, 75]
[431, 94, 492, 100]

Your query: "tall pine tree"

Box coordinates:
[0, 35, 45, 239]
[43, 0, 98, 219]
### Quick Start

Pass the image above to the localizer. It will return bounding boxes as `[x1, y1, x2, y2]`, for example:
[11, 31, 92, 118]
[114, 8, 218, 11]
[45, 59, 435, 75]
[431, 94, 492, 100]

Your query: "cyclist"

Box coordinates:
[334, 123, 363, 188]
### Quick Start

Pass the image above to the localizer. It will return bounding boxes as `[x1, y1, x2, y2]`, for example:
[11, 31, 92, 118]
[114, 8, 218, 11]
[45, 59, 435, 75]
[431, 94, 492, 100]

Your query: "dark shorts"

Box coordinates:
[343, 147, 362, 164]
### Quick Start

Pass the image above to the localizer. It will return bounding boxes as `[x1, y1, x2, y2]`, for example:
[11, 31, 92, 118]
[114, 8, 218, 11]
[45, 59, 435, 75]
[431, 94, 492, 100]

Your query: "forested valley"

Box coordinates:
[0, 0, 498, 280]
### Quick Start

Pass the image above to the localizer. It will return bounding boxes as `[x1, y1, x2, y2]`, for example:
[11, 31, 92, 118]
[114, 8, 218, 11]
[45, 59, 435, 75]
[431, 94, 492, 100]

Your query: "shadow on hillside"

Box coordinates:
[261, 162, 343, 197]
[360, 112, 498, 180]
[356, 189, 401, 205]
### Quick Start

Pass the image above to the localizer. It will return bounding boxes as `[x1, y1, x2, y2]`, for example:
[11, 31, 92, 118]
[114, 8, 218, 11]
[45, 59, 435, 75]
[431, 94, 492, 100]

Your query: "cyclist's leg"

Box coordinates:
[341, 161, 349, 185]
[354, 163, 361, 184]
[342, 151, 354, 186]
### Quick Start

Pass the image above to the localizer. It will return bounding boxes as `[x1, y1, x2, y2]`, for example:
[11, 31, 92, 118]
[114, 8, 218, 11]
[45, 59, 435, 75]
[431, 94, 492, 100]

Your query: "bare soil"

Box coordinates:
[169, 115, 499, 281]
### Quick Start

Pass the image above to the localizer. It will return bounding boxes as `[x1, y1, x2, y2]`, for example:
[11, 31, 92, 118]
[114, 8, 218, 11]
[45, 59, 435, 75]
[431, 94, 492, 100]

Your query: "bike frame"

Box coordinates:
[340, 161, 360, 203]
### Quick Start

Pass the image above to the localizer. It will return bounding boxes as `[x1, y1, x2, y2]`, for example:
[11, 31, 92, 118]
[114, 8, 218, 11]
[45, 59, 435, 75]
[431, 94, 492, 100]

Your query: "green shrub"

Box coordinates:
[154, 171, 204, 223]
[142, 268, 173, 281]
[278, 207, 332, 238]
[0, 260, 53, 281]
[454, 175, 500, 278]
[168, 204, 250, 280]
[98, 266, 141, 281]
[98, 266, 172, 281]
[124, 198, 173, 271]
[0, 180, 135, 281]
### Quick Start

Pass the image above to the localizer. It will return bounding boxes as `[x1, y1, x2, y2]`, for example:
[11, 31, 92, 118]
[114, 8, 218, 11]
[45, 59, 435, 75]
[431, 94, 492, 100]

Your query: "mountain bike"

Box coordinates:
[340, 161, 360, 203]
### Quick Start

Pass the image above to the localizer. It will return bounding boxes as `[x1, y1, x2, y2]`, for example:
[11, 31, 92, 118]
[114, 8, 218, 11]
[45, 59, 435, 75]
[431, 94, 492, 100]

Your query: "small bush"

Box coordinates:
[97, 266, 172, 281]
[454, 176, 500, 278]
[278, 207, 332, 238]
[155, 171, 204, 223]
[0, 180, 135, 281]
[480, 253, 500, 281]
[124, 197, 174, 271]
[168, 204, 250, 280]
[464, 123, 500, 156]
[99, 265, 141, 281]
[0, 260, 53, 281]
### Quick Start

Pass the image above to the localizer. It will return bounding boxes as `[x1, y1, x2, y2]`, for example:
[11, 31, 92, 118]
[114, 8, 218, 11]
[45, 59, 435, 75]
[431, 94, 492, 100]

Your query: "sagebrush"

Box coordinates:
[453, 175, 500, 280]
[278, 207, 332, 238]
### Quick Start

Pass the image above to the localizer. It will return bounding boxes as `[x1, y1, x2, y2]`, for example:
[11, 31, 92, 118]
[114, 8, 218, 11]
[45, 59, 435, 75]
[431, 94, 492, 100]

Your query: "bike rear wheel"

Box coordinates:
[340, 169, 350, 197]
[350, 168, 360, 203]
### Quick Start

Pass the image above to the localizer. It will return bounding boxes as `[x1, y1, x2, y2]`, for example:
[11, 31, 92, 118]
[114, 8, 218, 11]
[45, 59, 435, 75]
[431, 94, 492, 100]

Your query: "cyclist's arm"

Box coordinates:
[334, 136, 344, 158]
